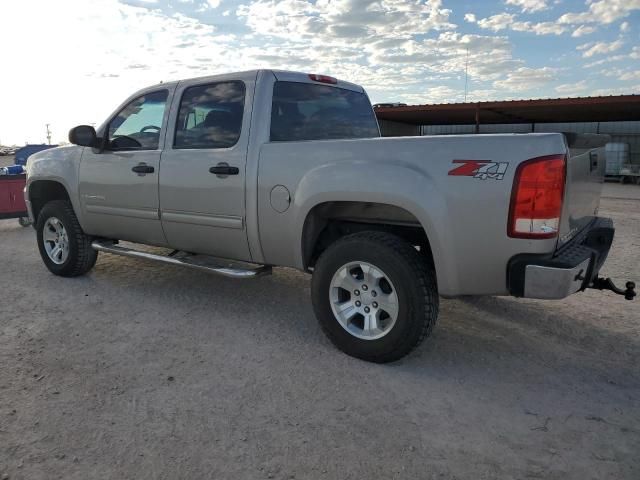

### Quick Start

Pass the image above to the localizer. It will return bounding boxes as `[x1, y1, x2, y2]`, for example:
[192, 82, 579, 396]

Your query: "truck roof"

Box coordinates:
[144, 69, 364, 93]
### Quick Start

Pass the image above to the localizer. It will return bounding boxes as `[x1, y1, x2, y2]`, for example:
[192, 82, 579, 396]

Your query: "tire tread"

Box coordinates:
[37, 200, 97, 277]
[313, 231, 439, 363]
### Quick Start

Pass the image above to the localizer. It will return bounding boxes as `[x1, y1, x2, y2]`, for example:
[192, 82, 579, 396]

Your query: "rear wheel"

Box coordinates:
[311, 231, 439, 363]
[36, 200, 98, 277]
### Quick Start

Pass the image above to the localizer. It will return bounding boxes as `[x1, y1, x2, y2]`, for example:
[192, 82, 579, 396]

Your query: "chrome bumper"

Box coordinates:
[523, 259, 591, 299]
[508, 217, 614, 300]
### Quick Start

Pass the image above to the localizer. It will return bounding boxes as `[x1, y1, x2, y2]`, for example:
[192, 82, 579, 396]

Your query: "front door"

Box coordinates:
[159, 77, 253, 261]
[79, 88, 173, 246]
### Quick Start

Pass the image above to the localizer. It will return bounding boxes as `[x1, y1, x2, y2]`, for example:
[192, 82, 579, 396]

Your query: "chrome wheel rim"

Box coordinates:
[43, 217, 69, 265]
[329, 261, 399, 340]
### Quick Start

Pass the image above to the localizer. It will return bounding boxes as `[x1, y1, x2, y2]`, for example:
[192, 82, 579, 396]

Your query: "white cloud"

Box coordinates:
[555, 80, 589, 95]
[558, 0, 640, 25]
[571, 25, 596, 37]
[584, 46, 640, 67]
[477, 13, 515, 32]
[620, 21, 630, 32]
[505, 0, 548, 13]
[464, 13, 476, 23]
[399, 86, 462, 105]
[578, 39, 624, 58]
[589, 85, 640, 96]
[477, 13, 565, 35]
[494, 67, 556, 91]
[236, 0, 455, 42]
[368, 32, 520, 74]
[511, 20, 565, 35]
[620, 71, 640, 81]
[206, 0, 221, 7]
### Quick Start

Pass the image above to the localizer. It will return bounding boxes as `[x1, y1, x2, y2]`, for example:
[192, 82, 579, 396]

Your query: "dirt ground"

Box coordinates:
[0, 182, 638, 480]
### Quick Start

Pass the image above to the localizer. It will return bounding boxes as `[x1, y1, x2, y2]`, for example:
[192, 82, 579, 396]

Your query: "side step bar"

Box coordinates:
[91, 240, 271, 279]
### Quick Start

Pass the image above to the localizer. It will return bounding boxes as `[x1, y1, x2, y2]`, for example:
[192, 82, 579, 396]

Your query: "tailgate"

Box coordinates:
[558, 133, 609, 246]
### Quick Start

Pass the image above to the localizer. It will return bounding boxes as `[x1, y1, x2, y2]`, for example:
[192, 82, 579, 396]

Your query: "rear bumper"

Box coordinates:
[508, 217, 614, 299]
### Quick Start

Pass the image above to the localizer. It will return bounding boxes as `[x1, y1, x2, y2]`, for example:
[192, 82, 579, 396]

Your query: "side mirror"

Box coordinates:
[69, 125, 98, 147]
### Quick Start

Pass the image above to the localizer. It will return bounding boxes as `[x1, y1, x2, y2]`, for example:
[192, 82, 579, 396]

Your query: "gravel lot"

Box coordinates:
[1, 182, 638, 480]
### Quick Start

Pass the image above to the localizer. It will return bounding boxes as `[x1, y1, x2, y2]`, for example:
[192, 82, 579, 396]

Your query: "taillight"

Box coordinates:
[308, 74, 338, 84]
[508, 154, 566, 239]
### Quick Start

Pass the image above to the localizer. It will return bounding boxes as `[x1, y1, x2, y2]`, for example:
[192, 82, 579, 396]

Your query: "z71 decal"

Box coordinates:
[448, 160, 508, 180]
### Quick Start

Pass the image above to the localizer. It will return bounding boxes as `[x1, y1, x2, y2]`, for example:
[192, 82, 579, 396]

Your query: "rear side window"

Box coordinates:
[174, 81, 245, 149]
[270, 81, 379, 142]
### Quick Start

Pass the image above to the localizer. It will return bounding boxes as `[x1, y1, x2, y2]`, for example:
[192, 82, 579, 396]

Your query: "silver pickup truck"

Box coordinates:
[25, 69, 635, 362]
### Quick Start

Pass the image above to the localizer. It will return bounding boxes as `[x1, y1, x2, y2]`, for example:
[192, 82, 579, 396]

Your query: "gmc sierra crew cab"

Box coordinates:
[25, 70, 635, 362]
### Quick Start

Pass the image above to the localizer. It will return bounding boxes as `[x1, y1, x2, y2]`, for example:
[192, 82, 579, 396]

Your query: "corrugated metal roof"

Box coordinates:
[374, 94, 640, 125]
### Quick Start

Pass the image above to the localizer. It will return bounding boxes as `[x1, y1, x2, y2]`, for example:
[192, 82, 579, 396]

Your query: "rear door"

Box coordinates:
[159, 73, 255, 261]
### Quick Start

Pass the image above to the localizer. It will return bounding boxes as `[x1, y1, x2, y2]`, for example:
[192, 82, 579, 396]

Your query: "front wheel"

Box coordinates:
[36, 200, 98, 277]
[311, 231, 439, 363]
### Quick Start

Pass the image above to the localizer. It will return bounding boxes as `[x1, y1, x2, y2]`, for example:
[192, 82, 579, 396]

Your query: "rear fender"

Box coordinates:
[293, 161, 458, 295]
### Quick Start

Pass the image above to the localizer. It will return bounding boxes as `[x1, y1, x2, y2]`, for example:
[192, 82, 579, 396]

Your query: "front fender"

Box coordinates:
[26, 145, 85, 225]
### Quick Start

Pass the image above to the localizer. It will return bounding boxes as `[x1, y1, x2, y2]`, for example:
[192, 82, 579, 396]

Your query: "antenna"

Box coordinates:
[464, 47, 469, 103]
[46, 124, 52, 145]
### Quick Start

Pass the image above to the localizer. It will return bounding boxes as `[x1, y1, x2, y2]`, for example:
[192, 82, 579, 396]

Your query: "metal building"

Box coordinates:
[375, 95, 640, 177]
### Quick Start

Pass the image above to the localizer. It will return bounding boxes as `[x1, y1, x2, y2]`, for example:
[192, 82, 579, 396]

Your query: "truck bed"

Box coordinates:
[257, 133, 603, 297]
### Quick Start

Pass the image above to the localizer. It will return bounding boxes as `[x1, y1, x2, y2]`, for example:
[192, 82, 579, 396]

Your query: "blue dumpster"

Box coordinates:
[14, 144, 58, 166]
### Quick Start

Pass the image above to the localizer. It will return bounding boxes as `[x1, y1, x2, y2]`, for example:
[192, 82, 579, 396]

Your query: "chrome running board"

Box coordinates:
[91, 240, 271, 279]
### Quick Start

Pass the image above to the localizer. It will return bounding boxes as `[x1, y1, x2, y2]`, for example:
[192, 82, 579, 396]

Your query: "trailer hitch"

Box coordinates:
[589, 277, 636, 300]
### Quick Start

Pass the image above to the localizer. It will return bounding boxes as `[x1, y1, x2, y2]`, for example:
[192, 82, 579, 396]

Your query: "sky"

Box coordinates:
[0, 0, 638, 145]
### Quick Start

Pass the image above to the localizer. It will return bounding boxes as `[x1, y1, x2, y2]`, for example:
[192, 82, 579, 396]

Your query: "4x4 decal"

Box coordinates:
[448, 160, 508, 180]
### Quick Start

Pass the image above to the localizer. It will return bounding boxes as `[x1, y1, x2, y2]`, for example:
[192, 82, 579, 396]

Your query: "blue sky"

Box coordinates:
[1, 0, 638, 144]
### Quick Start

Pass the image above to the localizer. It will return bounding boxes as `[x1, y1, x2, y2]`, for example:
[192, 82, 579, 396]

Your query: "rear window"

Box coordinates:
[270, 81, 379, 142]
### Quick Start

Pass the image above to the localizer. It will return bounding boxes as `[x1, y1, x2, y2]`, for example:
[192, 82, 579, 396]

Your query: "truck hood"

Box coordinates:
[26, 145, 82, 174]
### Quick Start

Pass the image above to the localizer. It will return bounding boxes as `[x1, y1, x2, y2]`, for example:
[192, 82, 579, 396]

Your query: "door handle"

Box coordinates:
[209, 164, 239, 176]
[132, 164, 155, 174]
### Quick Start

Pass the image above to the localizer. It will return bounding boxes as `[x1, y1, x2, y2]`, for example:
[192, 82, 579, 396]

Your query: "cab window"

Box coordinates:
[107, 90, 168, 151]
[174, 81, 245, 149]
[270, 81, 379, 142]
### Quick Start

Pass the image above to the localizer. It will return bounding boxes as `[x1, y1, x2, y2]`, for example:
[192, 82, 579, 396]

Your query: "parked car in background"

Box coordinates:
[24, 69, 635, 362]
[0, 146, 17, 156]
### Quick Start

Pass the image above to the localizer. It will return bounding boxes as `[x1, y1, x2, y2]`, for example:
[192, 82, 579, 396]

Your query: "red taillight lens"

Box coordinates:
[508, 154, 566, 239]
[308, 74, 338, 84]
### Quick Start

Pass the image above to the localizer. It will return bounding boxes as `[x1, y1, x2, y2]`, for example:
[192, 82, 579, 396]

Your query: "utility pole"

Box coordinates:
[46, 124, 52, 145]
[464, 47, 470, 103]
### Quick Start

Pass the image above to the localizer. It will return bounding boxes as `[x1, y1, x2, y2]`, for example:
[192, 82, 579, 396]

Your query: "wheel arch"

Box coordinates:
[300, 200, 446, 289]
[28, 179, 73, 224]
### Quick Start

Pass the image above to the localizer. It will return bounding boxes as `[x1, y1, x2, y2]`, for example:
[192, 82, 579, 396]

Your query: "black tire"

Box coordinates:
[36, 200, 98, 277]
[311, 231, 439, 363]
